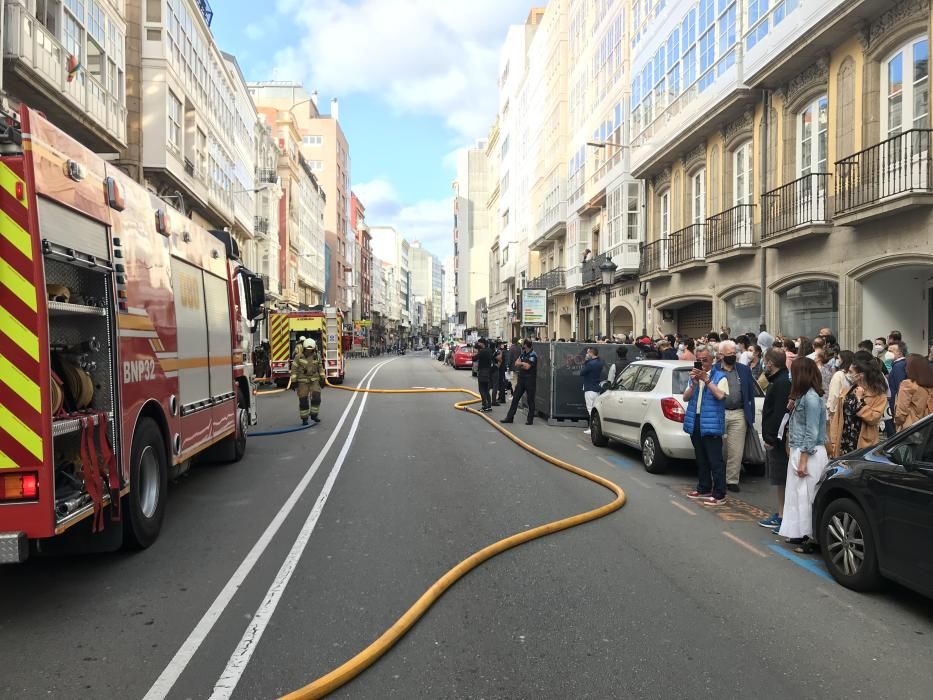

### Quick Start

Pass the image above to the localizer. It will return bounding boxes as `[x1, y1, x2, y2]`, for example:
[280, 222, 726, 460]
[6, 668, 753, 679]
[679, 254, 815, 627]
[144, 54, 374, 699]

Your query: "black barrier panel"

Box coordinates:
[533, 342, 647, 420]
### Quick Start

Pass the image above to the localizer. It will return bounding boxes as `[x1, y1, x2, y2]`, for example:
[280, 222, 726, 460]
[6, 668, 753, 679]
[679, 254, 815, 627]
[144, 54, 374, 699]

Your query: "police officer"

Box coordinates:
[501, 339, 538, 425]
[290, 338, 325, 425]
[490, 340, 503, 406]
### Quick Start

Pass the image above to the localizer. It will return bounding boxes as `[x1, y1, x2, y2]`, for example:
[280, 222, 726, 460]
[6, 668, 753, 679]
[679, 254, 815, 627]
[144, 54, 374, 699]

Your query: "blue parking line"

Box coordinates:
[607, 455, 635, 470]
[766, 544, 833, 581]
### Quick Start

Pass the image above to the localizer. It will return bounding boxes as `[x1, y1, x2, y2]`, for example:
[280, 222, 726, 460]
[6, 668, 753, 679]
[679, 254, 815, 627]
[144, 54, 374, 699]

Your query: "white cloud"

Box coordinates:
[273, 0, 530, 138]
[356, 179, 452, 258]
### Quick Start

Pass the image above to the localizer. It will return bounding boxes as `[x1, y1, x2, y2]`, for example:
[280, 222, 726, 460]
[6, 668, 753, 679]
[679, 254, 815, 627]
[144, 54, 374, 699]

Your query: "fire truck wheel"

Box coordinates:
[232, 387, 248, 461]
[124, 418, 168, 550]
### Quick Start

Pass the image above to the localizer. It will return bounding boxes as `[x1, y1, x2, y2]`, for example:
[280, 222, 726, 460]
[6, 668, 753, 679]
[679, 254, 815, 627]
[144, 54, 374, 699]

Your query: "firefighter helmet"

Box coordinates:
[303, 338, 317, 350]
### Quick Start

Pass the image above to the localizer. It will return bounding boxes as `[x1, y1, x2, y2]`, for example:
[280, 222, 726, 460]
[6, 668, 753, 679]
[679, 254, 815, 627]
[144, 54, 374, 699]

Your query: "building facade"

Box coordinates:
[5, 0, 128, 153]
[453, 141, 491, 328]
[636, 0, 932, 352]
[124, 0, 255, 237]
[249, 83, 353, 315]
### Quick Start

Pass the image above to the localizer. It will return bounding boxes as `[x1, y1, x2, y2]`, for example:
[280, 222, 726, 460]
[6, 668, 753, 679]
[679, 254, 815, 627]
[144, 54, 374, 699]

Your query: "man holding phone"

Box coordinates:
[682, 345, 730, 505]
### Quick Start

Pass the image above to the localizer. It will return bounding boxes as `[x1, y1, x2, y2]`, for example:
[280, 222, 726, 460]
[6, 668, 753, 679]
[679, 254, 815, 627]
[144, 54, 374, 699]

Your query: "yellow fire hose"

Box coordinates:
[272, 375, 627, 700]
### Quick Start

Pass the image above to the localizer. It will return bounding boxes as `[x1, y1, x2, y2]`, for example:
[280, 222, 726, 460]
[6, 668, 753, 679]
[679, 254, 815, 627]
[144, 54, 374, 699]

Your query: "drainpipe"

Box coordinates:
[640, 178, 649, 336]
[759, 90, 770, 332]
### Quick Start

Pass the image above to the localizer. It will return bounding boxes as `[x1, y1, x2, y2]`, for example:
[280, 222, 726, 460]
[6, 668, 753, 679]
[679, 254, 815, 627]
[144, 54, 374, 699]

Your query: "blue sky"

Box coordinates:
[211, 0, 536, 258]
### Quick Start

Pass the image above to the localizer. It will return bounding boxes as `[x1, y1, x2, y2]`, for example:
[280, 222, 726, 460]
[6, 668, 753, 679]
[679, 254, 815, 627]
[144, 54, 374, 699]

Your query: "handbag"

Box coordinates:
[743, 426, 766, 465]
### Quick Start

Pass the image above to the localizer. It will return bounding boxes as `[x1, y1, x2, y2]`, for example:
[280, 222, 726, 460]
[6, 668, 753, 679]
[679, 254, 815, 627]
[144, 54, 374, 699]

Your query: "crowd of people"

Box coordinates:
[656, 326, 933, 555]
[436, 327, 932, 558]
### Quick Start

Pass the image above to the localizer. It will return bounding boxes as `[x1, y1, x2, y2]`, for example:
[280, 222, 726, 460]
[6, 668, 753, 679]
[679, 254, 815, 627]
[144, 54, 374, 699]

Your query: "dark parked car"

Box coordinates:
[812, 413, 933, 597]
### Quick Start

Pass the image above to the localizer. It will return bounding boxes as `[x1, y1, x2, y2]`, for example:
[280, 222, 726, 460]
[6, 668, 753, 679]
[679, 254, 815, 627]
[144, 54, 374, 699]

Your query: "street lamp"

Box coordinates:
[600, 257, 618, 339]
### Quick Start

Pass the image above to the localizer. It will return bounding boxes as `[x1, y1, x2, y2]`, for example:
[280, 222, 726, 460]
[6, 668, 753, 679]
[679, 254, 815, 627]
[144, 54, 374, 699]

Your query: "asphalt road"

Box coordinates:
[4, 352, 933, 699]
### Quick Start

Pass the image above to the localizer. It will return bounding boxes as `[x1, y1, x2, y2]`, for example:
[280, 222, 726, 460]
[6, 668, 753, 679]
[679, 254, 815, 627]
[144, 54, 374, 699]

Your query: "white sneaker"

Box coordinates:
[583, 429, 591, 435]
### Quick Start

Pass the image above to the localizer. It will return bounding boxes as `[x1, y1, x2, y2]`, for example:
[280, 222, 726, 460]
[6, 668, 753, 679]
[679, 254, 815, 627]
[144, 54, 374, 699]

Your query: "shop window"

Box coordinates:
[778, 280, 838, 339]
[724, 290, 761, 334]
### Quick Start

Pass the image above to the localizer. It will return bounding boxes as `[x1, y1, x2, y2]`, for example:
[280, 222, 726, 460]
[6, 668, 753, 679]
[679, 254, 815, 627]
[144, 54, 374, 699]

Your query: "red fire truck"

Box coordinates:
[268, 307, 346, 386]
[0, 107, 265, 563]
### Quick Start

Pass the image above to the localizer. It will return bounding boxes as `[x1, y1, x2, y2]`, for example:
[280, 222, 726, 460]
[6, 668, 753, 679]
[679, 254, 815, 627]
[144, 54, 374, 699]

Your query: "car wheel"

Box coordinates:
[641, 428, 668, 474]
[819, 497, 883, 592]
[590, 411, 609, 447]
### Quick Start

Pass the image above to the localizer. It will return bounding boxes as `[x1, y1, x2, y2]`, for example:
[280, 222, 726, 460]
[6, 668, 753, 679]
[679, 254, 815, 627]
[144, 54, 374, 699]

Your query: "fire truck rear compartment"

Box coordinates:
[44, 245, 120, 529]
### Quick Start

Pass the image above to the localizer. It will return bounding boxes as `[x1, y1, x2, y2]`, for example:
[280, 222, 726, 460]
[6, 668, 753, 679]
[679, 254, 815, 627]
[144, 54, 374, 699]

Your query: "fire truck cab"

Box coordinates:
[0, 107, 265, 562]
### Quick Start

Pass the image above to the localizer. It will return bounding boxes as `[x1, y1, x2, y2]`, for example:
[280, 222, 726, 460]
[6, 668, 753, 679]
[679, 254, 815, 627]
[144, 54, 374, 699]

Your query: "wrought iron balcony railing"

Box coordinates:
[762, 172, 831, 239]
[668, 223, 705, 266]
[835, 128, 933, 214]
[254, 216, 269, 235]
[526, 268, 565, 291]
[705, 204, 756, 256]
[639, 239, 668, 276]
[582, 252, 611, 286]
[256, 168, 278, 184]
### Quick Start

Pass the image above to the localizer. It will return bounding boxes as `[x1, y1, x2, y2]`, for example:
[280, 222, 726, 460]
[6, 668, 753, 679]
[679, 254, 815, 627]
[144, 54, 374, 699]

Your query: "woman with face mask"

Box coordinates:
[827, 353, 888, 458]
[826, 350, 855, 426]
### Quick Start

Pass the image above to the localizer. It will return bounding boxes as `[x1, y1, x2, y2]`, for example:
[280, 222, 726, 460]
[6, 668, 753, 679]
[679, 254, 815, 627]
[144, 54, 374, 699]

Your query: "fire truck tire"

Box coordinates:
[275, 378, 289, 388]
[333, 374, 344, 385]
[232, 387, 248, 462]
[124, 418, 168, 550]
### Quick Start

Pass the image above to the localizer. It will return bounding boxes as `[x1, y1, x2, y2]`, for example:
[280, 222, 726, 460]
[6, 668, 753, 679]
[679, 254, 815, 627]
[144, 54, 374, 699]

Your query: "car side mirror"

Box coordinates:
[599, 380, 611, 394]
[889, 444, 914, 469]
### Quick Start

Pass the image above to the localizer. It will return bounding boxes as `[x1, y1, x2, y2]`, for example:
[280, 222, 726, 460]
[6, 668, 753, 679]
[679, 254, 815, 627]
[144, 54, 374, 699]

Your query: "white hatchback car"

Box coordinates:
[590, 360, 764, 473]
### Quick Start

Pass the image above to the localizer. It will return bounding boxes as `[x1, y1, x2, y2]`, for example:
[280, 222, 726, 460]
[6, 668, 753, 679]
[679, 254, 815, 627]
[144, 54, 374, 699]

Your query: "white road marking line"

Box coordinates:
[209, 365, 383, 699]
[576, 444, 589, 451]
[722, 531, 769, 558]
[597, 456, 614, 468]
[670, 499, 697, 516]
[142, 360, 391, 700]
[628, 474, 653, 489]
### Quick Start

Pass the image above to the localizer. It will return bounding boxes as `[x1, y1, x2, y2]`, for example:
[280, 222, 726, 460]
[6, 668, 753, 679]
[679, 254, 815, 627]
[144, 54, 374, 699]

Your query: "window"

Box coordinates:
[747, 0, 769, 49]
[698, 0, 714, 31]
[614, 363, 641, 391]
[699, 29, 715, 90]
[734, 141, 753, 205]
[88, 1, 104, 43]
[167, 90, 182, 150]
[660, 191, 670, 238]
[633, 366, 662, 392]
[779, 280, 838, 339]
[724, 290, 761, 332]
[309, 160, 323, 171]
[797, 95, 828, 176]
[65, 0, 85, 23]
[626, 183, 640, 239]
[717, 1, 736, 73]
[692, 169, 706, 223]
[302, 135, 323, 146]
[882, 37, 929, 139]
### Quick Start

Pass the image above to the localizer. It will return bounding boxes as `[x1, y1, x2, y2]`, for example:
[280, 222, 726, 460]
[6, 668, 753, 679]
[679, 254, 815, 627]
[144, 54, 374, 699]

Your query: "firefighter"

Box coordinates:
[291, 338, 325, 425]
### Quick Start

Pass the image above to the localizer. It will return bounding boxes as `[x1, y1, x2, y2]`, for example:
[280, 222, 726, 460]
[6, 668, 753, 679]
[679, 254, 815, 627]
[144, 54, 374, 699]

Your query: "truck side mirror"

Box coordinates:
[248, 276, 265, 321]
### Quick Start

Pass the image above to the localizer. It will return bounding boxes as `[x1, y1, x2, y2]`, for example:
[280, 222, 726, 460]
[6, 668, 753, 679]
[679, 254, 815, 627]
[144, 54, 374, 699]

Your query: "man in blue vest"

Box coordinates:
[683, 344, 730, 506]
[716, 339, 757, 493]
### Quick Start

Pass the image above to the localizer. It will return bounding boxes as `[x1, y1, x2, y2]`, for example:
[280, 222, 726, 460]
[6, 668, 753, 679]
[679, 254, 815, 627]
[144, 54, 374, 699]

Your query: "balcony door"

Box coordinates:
[692, 168, 705, 258]
[733, 141, 753, 244]
[796, 95, 828, 223]
[881, 37, 930, 192]
[660, 190, 670, 268]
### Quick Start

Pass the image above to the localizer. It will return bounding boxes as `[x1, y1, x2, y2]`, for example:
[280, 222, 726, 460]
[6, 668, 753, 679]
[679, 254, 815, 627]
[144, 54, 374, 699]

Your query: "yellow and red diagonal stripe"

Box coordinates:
[0, 161, 43, 470]
[270, 313, 290, 362]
